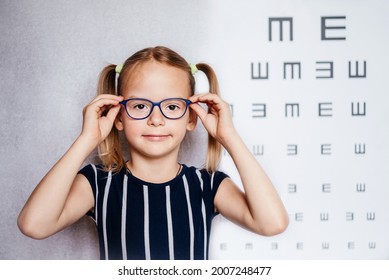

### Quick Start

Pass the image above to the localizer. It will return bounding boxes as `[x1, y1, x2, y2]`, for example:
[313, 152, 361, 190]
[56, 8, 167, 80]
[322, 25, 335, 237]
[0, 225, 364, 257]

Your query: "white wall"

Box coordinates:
[1, 0, 388, 259]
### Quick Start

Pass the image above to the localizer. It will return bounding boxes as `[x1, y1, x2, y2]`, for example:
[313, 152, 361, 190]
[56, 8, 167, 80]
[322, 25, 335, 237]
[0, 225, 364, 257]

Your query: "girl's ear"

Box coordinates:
[186, 109, 198, 131]
[115, 112, 124, 131]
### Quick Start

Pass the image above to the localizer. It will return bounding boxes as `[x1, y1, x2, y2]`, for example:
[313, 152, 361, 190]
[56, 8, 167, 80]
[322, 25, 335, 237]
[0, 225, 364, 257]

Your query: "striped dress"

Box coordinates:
[78, 164, 228, 260]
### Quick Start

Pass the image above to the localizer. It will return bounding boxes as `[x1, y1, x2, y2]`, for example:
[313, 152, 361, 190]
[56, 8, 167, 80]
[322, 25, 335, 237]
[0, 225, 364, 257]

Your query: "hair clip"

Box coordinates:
[190, 64, 198, 75]
[115, 64, 124, 74]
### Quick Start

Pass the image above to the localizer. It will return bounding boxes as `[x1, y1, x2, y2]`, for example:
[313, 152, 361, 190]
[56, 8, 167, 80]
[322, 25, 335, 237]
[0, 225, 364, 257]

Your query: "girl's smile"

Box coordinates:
[142, 134, 171, 142]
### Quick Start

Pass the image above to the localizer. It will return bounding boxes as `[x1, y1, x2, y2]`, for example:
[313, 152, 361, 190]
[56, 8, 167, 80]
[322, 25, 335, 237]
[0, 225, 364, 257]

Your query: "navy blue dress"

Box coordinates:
[79, 164, 228, 260]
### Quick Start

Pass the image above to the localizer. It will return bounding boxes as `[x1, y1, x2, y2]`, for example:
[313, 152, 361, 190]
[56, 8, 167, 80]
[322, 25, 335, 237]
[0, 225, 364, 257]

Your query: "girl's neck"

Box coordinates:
[126, 156, 181, 184]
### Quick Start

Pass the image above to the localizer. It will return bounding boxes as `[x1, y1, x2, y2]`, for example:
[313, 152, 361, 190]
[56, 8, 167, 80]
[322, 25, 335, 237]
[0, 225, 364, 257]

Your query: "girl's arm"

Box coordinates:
[17, 95, 123, 239]
[189, 94, 289, 236]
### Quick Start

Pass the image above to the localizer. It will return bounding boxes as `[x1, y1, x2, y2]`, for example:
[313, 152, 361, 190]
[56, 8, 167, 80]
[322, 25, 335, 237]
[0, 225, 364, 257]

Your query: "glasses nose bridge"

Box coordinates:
[149, 101, 163, 115]
[148, 100, 165, 118]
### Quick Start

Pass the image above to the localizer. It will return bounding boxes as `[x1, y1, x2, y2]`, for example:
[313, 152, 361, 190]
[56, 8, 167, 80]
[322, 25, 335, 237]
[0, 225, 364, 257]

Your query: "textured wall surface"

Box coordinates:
[0, 0, 211, 259]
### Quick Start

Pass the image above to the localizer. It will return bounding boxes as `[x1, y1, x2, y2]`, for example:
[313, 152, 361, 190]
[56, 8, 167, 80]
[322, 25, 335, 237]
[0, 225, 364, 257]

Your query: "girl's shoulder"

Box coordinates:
[183, 164, 228, 175]
[182, 164, 230, 185]
[78, 163, 127, 180]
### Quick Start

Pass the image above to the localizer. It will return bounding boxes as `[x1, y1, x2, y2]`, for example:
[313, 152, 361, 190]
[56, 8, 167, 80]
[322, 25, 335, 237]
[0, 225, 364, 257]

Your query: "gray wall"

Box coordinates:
[0, 0, 211, 259]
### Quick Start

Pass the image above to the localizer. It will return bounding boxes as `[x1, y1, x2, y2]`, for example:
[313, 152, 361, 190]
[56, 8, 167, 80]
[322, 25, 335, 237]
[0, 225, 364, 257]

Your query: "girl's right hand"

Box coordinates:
[80, 94, 124, 146]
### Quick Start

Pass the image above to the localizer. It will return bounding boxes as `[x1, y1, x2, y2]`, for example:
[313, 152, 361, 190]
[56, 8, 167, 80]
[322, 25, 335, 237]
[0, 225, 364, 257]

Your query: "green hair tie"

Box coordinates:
[190, 64, 198, 75]
[115, 64, 124, 74]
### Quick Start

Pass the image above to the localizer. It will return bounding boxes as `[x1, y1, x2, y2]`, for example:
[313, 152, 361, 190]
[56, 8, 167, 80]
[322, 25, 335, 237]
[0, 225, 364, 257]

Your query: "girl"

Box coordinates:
[18, 46, 288, 260]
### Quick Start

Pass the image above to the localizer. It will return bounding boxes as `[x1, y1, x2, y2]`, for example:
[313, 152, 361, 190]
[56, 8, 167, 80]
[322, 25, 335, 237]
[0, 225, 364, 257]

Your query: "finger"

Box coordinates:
[189, 102, 208, 122]
[87, 97, 123, 114]
[87, 95, 123, 110]
[105, 104, 122, 123]
[90, 94, 123, 102]
[190, 93, 221, 104]
[86, 94, 121, 107]
[191, 94, 226, 112]
[192, 93, 231, 109]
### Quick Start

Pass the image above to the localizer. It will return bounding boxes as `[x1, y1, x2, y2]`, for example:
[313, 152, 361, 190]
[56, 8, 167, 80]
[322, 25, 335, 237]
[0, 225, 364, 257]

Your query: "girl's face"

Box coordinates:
[115, 61, 197, 160]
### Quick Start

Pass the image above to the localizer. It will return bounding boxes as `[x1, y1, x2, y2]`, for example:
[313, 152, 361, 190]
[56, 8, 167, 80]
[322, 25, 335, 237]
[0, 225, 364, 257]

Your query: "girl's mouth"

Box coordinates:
[143, 134, 170, 142]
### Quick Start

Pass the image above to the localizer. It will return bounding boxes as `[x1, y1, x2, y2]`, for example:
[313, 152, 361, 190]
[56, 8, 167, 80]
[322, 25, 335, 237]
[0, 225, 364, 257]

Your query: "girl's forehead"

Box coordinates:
[135, 60, 186, 76]
[121, 61, 191, 98]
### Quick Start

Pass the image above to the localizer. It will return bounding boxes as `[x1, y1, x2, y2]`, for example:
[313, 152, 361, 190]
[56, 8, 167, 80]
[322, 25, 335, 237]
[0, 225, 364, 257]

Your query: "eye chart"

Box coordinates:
[204, 0, 389, 259]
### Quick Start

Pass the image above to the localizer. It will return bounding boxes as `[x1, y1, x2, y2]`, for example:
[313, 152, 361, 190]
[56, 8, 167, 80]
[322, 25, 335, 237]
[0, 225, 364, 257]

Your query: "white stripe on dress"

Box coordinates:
[121, 174, 128, 260]
[165, 185, 174, 259]
[196, 170, 207, 259]
[143, 185, 151, 260]
[210, 172, 215, 191]
[102, 171, 112, 260]
[91, 164, 99, 225]
[182, 175, 194, 260]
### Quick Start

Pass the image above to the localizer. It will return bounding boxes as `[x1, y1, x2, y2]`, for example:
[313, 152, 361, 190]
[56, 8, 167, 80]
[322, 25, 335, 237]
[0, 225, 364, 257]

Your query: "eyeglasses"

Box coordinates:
[120, 98, 192, 120]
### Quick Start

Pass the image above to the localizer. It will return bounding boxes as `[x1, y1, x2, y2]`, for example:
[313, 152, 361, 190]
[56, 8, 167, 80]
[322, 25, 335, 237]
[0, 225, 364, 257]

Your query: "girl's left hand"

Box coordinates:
[189, 93, 236, 146]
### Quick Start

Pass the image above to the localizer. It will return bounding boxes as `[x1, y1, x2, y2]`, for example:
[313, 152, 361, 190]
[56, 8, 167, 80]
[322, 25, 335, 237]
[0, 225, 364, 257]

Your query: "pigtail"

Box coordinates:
[195, 63, 222, 173]
[96, 64, 126, 172]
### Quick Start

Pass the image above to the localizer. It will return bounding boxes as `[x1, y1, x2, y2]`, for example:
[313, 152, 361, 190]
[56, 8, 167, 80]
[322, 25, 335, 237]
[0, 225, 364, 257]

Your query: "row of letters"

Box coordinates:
[218, 241, 378, 251]
[292, 212, 377, 222]
[223, 144, 367, 157]
[251, 61, 367, 80]
[268, 16, 347, 42]
[228, 102, 367, 118]
[287, 183, 367, 193]
[215, 211, 376, 223]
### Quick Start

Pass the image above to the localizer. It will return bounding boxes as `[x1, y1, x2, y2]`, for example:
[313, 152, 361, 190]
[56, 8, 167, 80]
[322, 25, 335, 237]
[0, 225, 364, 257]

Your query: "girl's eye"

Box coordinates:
[133, 103, 149, 110]
[166, 104, 180, 111]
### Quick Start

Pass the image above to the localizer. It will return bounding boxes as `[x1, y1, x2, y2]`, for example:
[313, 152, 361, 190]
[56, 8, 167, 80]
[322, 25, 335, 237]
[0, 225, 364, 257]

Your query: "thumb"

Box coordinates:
[105, 104, 121, 123]
[189, 103, 208, 123]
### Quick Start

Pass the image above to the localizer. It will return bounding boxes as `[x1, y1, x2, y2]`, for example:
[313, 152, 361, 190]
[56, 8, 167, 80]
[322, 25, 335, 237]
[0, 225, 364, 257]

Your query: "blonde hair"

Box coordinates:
[96, 46, 222, 173]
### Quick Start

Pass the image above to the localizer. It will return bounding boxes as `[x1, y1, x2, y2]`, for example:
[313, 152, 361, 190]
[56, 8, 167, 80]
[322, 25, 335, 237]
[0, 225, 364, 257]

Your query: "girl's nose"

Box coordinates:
[147, 106, 165, 126]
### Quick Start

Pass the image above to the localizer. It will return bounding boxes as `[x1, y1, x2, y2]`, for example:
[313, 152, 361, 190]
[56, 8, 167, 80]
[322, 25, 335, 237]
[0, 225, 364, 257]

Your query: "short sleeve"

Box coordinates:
[210, 170, 229, 199]
[78, 164, 97, 192]
[78, 164, 98, 220]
